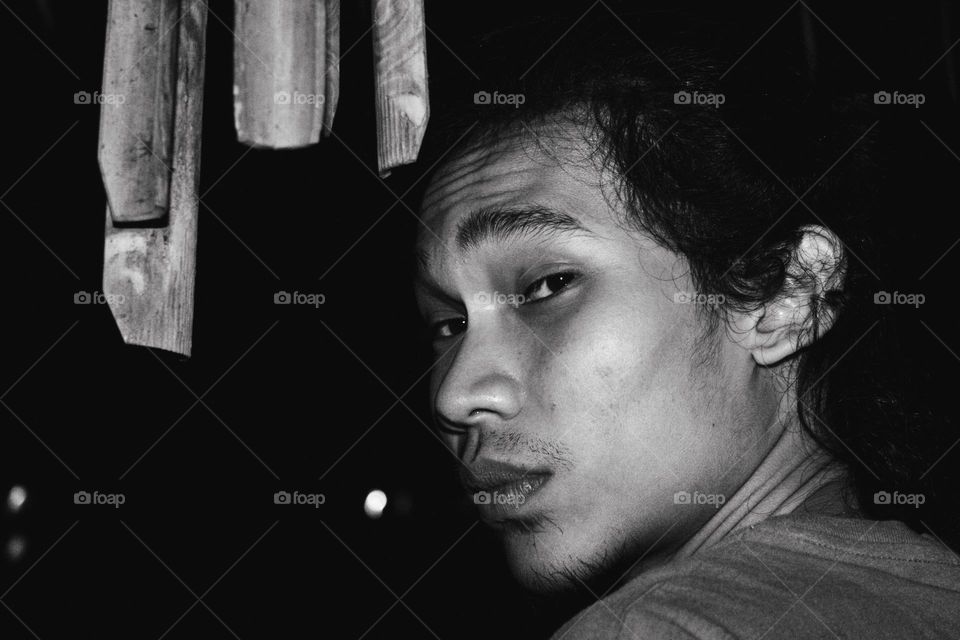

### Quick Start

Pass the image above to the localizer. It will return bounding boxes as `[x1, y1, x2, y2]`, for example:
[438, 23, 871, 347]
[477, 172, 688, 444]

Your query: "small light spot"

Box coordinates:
[7, 485, 26, 513]
[6, 536, 26, 561]
[364, 489, 388, 519]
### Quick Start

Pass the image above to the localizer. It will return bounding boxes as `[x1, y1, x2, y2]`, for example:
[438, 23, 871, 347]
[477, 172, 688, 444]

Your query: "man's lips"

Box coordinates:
[460, 459, 551, 522]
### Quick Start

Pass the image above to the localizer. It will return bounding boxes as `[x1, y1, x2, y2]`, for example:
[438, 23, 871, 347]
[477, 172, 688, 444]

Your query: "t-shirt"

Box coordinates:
[550, 513, 960, 639]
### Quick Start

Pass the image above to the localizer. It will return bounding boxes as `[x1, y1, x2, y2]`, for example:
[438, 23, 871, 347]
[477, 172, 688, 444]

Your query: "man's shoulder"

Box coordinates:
[551, 514, 960, 640]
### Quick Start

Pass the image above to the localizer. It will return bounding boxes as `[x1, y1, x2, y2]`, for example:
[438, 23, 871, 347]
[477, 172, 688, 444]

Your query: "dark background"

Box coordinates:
[2, 1, 960, 638]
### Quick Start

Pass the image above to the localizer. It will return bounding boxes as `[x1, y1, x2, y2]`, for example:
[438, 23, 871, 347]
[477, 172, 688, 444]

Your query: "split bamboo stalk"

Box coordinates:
[234, 0, 327, 148]
[98, 0, 179, 223]
[103, 0, 208, 356]
[372, 0, 429, 176]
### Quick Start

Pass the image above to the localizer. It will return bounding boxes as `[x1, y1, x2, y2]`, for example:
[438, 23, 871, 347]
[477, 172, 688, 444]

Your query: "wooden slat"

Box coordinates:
[372, 0, 429, 175]
[98, 0, 179, 223]
[234, 0, 326, 149]
[103, 0, 208, 356]
[322, 0, 340, 136]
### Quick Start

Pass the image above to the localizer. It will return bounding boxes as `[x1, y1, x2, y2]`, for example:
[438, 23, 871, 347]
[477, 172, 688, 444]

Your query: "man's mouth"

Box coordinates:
[460, 459, 551, 523]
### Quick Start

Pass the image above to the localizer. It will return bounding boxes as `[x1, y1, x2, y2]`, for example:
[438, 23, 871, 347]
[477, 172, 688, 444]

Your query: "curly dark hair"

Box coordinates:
[416, 8, 960, 549]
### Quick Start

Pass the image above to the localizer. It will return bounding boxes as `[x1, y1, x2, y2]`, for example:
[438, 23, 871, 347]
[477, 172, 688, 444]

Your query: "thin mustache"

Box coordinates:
[474, 430, 575, 470]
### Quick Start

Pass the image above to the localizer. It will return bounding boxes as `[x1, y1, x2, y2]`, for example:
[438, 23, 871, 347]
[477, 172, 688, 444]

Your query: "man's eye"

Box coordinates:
[523, 272, 579, 303]
[431, 317, 467, 340]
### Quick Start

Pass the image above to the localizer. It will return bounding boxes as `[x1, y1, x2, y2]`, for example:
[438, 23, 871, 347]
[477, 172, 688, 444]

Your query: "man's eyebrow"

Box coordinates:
[413, 205, 591, 278]
[454, 205, 590, 253]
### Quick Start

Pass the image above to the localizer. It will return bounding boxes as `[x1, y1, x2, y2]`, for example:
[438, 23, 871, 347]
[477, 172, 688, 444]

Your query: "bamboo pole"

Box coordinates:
[234, 0, 327, 148]
[103, 0, 208, 356]
[98, 0, 179, 223]
[372, 0, 429, 176]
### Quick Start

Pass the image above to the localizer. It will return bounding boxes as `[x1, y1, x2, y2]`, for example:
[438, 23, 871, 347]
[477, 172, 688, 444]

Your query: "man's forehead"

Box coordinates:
[417, 126, 600, 244]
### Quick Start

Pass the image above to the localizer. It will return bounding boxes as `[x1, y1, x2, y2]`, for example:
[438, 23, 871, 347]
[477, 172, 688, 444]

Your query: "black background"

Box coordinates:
[2, 1, 960, 638]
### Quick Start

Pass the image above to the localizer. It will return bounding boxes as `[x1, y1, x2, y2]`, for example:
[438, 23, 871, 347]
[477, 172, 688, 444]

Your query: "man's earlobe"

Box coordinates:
[740, 225, 846, 367]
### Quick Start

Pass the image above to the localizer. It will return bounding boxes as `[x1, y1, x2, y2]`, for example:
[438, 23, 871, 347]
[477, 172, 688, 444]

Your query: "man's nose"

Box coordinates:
[434, 322, 524, 438]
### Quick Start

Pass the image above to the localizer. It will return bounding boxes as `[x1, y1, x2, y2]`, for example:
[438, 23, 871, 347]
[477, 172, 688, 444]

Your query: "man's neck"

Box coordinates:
[676, 420, 855, 559]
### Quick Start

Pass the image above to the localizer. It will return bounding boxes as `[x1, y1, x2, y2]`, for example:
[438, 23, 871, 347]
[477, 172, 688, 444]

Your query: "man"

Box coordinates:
[413, 10, 960, 639]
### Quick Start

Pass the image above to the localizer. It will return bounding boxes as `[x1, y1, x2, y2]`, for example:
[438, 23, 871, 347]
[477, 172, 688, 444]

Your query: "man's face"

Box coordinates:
[414, 125, 781, 592]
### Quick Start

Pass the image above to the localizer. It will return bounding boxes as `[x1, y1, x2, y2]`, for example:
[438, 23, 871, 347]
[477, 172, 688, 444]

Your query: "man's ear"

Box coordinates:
[737, 225, 846, 366]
